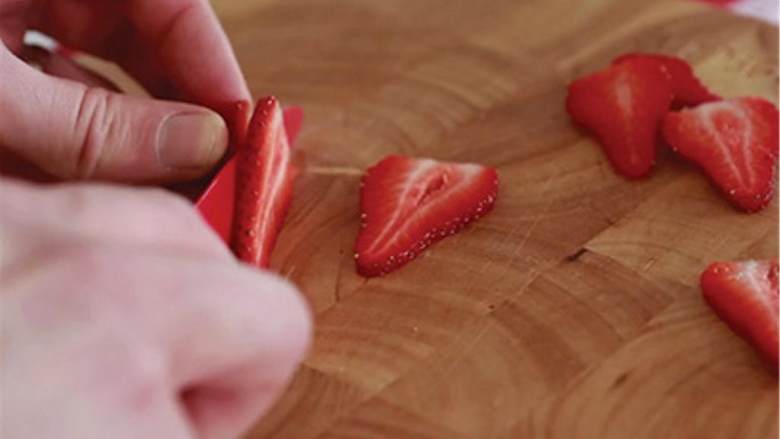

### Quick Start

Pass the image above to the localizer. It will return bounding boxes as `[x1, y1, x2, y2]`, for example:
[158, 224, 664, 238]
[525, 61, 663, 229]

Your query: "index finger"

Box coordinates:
[127, 0, 251, 112]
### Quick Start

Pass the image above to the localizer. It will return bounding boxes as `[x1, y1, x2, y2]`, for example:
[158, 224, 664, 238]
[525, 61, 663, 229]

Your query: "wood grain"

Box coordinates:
[207, 0, 779, 437]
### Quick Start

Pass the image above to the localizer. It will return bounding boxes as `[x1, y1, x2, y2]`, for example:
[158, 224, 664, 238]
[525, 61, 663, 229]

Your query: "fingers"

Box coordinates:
[1, 179, 312, 439]
[26, 0, 250, 119]
[2, 243, 310, 439]
[141, 260, 311, 439]
[53, 246, 310, 439]
[0, 0, 32, 53]
[1, 266, 195, 439]
[117, 40, 180, 99]
[0, 177, 231, 263]
[3, 345, 196, 439]
[126, 0, 251, 109]
[0, 46, 228, 182]
[22, 45, 120, 91]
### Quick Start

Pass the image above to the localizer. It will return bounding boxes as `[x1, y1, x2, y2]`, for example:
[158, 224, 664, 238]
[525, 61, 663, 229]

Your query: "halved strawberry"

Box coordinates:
[701, 260, 779, 373]
[232, 97, 297, 268]
[355, 155, 499, 277]
[662, 97, 779, 212]
[566, 61, 673, 178]
[613, 53, 719, 108]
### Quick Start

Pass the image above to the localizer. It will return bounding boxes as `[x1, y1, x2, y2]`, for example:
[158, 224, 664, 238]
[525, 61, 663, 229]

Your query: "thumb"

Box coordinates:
[0, 45, 227, 182]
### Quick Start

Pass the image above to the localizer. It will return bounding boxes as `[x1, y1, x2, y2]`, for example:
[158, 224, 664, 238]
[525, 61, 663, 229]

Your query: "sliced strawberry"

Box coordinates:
[701, 259, 779, 373]
[197, 106, 303, 245]
[613, 53, 719, 108]
[662, 97, 779, 212]
[567, 61, 673, 178]
[232, 97, 297, 268]
[355, 155, 498, 277]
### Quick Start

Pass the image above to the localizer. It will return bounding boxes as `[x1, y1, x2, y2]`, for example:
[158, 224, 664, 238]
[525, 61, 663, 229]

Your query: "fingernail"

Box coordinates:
[157, 112, 227, 169]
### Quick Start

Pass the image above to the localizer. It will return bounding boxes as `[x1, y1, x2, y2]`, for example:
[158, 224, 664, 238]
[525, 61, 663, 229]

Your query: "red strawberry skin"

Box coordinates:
[567, 61, 673, 178]
[701, 260, 779, 373]
[662, 97, 779, 212]
[355, 155, 498, 277]
[613, 53, 719, 108]
[219, 100, 252, 151]
[232, 97, 297, 268]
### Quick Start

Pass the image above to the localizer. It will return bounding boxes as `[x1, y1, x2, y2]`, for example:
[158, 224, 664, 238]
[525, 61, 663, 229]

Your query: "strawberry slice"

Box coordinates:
[232, 97, 298, 268]
[355, 155, 499, 277]
[662, 97, 779, 212]
[613, 53, 719, 108]
[566, 60, 673, 178]
[196, 105, 303, 244]
[701, 259, 779, 373]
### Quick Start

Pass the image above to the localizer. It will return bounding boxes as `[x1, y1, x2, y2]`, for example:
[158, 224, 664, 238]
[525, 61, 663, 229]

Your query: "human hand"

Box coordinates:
[0, 0, 251, 182]
[0, 178, 312, 439]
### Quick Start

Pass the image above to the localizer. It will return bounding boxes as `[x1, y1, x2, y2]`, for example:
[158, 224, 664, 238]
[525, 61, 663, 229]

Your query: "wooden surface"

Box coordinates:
[209, 0, 779, 437]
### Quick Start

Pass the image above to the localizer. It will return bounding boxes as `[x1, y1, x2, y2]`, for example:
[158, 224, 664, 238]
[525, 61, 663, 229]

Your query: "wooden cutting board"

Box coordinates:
[209, 0, 779, 437]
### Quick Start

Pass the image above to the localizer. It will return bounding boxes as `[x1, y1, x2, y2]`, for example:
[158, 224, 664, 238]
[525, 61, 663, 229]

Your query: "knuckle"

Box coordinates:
[71, 87, 121, 179]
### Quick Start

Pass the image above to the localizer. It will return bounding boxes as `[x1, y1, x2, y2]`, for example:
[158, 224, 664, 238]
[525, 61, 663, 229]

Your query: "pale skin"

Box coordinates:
[0, 1, 312, 438]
